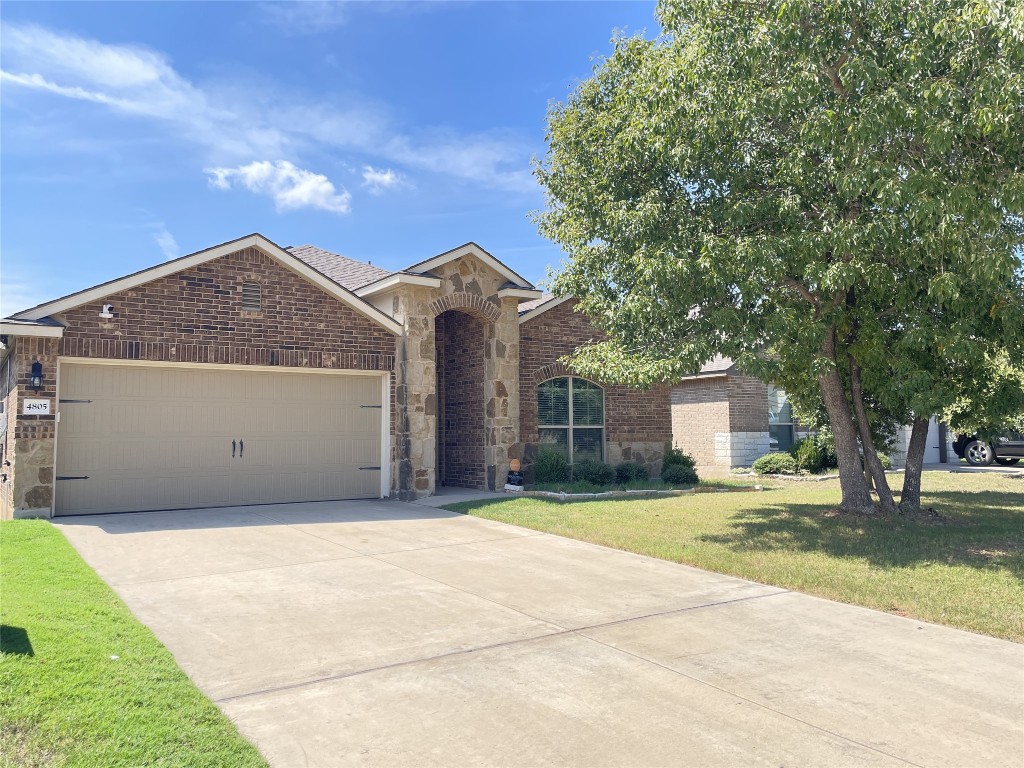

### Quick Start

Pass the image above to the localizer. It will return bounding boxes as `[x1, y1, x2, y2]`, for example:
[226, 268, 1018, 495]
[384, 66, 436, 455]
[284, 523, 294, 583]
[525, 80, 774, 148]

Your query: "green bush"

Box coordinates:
[877, 453, 893, 470]
[661, 463, 699, 486]
[813, 426, 839, 469]
[662, 444, 696, 471]
[752, 452, 798, 475]
[615, 461, 649, 484]
[572, 459, 615, 486]
[793, 438, 825, 473]
[532, 449, 570, 483]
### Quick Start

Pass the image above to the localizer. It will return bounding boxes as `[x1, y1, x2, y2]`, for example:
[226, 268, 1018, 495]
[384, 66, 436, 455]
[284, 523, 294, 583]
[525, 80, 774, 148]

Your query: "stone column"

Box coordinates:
[483, 297, 521, 490]
[392, 289, 437, 500]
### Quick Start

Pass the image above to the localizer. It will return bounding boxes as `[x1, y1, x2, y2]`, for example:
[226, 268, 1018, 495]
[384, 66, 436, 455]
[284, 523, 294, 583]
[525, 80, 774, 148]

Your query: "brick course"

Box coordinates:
[519, 299, 671, 472]
[436, 310, 486, 489]
[59, 247, 397, 371]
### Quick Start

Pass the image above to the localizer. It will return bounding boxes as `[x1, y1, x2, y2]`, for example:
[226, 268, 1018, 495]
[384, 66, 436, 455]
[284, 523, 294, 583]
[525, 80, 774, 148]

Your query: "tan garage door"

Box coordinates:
[55, 363, 384, 516]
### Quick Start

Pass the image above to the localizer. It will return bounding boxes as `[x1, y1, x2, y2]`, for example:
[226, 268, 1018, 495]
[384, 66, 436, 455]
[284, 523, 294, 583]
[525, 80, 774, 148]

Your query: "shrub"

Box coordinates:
[793, 438, 825, 474]
[572, 459, 615, 486]
[532, 449, 570, 483]
[752, 452, 798, 475]
[661, 463, 699, 486]
[813, 426, 839, 470]
[615, 461, 649, 484]
[662, 444, 697, 470]
[877, 453, 893, 470]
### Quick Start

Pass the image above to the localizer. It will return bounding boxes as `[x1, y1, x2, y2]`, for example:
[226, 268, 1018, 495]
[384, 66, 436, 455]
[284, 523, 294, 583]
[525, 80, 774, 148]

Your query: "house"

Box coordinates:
[0, 234, 671, 518]
[670, 358, 950, 469]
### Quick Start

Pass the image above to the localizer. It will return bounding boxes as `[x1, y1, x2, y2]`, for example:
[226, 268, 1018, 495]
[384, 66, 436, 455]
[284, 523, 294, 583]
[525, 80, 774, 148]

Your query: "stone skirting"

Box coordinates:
[714, 431, 770, 467]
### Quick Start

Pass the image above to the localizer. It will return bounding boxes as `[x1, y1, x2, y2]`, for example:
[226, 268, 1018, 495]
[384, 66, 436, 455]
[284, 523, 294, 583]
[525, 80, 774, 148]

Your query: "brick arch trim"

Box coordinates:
[428, 292, 502, 323]
[532, 362, 570, 385]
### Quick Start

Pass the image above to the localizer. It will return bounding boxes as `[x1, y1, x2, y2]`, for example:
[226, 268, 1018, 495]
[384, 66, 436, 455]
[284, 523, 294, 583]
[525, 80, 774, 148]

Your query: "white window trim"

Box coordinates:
[537, 376, 606, 463]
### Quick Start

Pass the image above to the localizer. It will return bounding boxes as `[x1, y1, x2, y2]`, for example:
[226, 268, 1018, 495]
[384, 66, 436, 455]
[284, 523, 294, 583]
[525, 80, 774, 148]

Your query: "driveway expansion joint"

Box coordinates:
[213, 588, 791, 704]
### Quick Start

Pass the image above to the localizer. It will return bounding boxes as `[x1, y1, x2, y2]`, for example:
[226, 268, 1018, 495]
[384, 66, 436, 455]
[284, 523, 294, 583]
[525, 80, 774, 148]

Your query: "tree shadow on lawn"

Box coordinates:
[703, 491, 1024, 579]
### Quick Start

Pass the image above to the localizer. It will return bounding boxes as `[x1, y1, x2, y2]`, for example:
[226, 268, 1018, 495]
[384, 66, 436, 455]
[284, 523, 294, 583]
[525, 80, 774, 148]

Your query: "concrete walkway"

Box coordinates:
[56, 500, 1022, 768]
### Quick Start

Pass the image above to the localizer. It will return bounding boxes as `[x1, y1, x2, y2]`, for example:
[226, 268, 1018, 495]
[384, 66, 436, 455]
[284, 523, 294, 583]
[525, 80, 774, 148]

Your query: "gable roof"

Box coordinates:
[517, 294, 573, 324]
[404, 242, 534, 289]
[286, 244, 393, 291]
[9, 233, 402, 335]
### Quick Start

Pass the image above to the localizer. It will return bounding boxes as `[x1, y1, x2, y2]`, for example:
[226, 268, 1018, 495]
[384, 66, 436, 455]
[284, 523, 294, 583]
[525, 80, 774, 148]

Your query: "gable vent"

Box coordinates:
[241, 282, 262, 312]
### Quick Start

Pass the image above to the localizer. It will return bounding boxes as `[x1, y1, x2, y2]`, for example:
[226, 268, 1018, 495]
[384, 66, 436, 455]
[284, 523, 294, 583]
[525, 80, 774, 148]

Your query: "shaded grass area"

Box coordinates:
[0, 521, 267, 768]
[450, 472, 1024, 642]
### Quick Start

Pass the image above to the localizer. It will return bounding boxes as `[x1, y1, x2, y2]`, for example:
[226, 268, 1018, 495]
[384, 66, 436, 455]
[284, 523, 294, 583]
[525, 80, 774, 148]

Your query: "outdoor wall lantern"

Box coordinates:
[30, 360, 43, 392]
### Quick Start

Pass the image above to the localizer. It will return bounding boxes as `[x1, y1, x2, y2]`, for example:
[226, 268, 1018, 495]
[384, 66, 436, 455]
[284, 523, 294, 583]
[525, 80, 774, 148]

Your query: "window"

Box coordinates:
[241, 281, 262, 312]
[768, 385, 795, 452]
[537, 377, 604, 463]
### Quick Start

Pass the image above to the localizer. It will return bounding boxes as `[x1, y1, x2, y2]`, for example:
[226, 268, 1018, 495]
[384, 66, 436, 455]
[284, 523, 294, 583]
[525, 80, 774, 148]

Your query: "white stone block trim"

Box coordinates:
[714, 431, 770, 467]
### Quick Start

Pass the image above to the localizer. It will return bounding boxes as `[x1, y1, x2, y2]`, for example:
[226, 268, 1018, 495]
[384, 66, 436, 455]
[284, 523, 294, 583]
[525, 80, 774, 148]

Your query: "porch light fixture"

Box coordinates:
[30, 361, 43, 392]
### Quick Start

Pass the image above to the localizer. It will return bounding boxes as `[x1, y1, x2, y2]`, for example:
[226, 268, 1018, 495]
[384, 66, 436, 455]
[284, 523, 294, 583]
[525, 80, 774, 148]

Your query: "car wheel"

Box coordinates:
[964, 440, 994, 466]
[995, 457, 1021, 466]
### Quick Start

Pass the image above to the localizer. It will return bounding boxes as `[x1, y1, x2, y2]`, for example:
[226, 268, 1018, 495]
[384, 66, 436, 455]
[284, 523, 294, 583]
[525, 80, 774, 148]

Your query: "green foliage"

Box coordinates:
[662, 444, 696, 471]
[793, 438, 825, 474]
[752, 453, 799, 475]
[877, 453, 893, 471]
[812, 427, 840, 470]
[661, 463, 699, 486]
[532, 449, 571, 483]
[615, 461, 650, 484]
[536, 0, 1024, 509]
[572, 459, 616, 486]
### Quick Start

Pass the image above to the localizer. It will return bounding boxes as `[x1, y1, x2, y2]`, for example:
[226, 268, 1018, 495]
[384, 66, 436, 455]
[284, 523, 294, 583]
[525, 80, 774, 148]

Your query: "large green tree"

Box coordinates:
[537, 0, 1024, 513]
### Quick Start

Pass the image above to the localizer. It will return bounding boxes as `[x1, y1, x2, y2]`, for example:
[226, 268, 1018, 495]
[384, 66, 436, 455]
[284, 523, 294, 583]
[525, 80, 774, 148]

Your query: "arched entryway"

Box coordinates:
[435, 309, 487, 488]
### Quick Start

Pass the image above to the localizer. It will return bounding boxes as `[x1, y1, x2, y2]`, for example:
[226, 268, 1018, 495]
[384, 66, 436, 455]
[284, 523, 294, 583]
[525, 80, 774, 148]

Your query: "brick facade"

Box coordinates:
[671, 374, 770, 469]
[436, 310, 486, 489]
[58, 247, 396, 371]
[519, 299, 671, 476]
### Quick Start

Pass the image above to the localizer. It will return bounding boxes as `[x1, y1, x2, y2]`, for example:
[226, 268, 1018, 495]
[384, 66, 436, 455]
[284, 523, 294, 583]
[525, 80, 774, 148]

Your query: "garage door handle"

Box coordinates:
[232, 440, 236, 458]
[359, 466, 381, 471]
[239, 440, 244, 458]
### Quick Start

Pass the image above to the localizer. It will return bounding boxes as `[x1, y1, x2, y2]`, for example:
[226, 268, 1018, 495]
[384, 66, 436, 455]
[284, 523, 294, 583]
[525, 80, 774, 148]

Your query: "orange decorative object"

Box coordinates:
[509, 459, 521, 472]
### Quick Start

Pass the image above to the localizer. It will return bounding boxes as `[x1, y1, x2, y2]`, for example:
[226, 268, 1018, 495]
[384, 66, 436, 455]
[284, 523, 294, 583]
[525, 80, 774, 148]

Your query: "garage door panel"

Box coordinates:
[56, 364, 386, 515]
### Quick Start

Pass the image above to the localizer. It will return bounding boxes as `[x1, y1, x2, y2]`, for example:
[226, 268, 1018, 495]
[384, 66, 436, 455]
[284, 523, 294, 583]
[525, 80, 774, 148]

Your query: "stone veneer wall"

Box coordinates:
[519, 299, 672, 477]
[5, 246, 400, 518]
[2, 337, 60, 517]
[388, 254, 521, 498]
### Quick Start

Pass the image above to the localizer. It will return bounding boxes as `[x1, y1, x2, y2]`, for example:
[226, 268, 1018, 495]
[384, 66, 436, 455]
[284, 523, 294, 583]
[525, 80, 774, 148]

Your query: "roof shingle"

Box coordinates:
[286, 245, 393, 291]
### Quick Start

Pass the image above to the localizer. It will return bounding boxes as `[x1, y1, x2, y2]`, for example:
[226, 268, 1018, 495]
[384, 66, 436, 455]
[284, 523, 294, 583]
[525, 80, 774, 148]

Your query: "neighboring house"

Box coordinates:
[670, 356, 950, 469]
[0, 234, 671, 518]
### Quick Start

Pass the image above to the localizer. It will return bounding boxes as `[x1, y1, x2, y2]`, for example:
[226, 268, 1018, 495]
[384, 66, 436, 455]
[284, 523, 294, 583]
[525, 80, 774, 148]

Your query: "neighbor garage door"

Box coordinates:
[55, 363, 384, 516]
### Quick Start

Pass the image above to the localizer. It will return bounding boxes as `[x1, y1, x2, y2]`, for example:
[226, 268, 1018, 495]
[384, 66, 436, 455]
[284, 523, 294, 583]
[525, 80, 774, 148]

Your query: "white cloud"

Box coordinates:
[206, 160, 352, 214]
[152, 225, 180, 260]
[259, 2, 350, 35]
[361, 165, 404, 195]
[0, 22, 538, 197]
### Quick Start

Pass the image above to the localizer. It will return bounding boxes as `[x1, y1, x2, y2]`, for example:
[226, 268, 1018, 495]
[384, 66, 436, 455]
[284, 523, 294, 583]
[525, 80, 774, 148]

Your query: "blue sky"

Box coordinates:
[0, 1, 660, 315]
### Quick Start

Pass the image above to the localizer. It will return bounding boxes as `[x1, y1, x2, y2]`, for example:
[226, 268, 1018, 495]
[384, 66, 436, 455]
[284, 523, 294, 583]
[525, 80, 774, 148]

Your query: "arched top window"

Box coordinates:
[537, 376, 604, 463]
[241, 281, 262, 312]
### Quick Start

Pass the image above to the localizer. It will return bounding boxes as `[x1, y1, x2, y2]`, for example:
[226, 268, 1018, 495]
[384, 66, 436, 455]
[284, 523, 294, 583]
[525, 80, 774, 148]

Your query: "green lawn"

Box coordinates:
[449, 471, 1024, 642]
[0, 521, 268, 768]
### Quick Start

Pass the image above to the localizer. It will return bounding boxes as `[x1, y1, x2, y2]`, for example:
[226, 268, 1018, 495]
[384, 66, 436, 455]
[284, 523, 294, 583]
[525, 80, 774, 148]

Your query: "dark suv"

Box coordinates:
[953, 432, 1024, 466]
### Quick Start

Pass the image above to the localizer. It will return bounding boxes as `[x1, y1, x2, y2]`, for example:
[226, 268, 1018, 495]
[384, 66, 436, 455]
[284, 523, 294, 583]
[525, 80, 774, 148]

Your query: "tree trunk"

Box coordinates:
[900, 417, 930, 513]
[848, 356, 897, 513]
[818, 331, 874, 512]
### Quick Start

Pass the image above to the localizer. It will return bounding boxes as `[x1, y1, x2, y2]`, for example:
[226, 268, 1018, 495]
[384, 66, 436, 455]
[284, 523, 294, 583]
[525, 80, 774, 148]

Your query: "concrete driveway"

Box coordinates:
[56, 499, 1022, 768]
